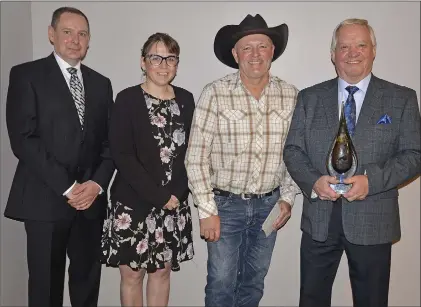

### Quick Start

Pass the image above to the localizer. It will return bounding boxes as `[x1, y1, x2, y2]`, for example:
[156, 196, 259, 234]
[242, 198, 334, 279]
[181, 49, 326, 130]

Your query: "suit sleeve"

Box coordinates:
[6, 66, 74, 196]
[91, 78, 116, 190]
[283, 90, 323, 200]
[364, 89, 421, 195]
[109, 92, 172, 208]
[169, 92, 195, 202]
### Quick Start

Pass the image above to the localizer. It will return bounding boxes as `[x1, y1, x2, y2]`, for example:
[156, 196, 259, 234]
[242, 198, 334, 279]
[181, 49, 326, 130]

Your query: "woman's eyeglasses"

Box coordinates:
[145, 54, 179, 67]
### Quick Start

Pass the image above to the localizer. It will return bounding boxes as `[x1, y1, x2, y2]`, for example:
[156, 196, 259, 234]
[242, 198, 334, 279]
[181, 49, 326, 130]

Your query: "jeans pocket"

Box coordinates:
[214, 195, 231, 209]
[263, 191, 280, 207]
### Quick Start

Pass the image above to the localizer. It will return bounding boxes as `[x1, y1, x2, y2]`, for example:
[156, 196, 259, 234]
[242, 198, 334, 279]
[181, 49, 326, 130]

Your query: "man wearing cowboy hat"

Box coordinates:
[185, 14, 300, 306]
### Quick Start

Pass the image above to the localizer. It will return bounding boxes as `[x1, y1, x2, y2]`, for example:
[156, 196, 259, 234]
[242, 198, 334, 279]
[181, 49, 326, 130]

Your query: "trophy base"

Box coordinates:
[330, 183, 352, 195]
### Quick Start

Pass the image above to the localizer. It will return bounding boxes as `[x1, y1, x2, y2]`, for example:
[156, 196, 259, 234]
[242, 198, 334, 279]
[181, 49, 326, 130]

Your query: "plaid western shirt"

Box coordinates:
[185, 72, 300, 219]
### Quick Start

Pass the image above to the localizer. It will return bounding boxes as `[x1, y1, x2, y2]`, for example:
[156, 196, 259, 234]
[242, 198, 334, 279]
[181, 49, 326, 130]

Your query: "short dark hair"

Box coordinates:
[141, 33, 180, 57]
[51, 7, 90, 32]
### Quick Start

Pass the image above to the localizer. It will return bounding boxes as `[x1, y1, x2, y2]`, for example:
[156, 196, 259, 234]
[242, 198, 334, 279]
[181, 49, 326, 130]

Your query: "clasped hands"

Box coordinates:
[66, 180, 101, 210]
[313, 174, 369, 202]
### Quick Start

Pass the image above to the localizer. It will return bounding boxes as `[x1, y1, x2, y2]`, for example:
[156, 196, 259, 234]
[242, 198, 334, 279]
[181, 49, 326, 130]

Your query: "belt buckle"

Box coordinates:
[241, 193, 251, 200]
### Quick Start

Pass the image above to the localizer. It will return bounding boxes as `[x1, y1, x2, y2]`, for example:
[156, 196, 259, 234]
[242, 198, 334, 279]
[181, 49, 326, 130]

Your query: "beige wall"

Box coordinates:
[1, 1, 419, 306]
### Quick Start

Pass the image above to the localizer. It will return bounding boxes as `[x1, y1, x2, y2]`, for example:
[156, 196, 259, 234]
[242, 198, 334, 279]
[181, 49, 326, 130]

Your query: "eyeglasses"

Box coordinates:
[145, 54, 179, 67]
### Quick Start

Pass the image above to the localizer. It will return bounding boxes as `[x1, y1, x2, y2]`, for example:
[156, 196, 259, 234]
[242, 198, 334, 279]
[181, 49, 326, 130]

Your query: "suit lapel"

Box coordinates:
[321, 78, 340, 138]
[353, 75, 383, 146]
[81, 65, 93, 139]
[45, 54, 83, 133]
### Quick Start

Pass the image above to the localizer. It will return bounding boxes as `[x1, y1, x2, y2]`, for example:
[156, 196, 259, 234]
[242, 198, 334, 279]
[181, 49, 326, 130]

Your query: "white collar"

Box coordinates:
[53, 52, 82, 72]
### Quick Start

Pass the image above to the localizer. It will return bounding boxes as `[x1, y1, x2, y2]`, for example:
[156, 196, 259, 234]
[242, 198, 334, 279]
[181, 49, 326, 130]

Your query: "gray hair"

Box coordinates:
[330, 18, 376, 52]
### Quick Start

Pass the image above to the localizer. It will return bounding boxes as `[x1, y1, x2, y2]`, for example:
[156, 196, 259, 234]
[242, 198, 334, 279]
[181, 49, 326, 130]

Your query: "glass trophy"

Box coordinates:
[326, 102, 358, 194]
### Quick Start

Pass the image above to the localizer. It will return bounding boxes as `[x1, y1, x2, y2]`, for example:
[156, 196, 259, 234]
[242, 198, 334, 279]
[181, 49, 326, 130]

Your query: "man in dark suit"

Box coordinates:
[283, 18, 420, 307]
[4, 7, 114, 307]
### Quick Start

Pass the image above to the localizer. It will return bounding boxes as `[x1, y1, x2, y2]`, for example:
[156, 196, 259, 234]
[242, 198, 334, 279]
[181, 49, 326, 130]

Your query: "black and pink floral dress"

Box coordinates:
[100, 89, 194, 273]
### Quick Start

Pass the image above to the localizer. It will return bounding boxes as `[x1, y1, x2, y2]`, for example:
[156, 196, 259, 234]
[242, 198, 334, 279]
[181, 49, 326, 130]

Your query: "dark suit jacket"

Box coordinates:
[109, 84, 195, 222]
[284, 75, 420, 245]
[5, 53, 115, 222]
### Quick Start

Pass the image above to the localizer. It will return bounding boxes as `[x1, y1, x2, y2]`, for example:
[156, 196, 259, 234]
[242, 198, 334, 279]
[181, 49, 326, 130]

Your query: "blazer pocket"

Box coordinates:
[372, 125, 396, 143]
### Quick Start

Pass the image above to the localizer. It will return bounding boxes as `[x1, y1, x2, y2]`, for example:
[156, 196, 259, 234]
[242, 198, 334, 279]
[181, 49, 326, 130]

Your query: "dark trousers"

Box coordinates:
[299, 199, 392, 307]
[25, 212, 103, 307]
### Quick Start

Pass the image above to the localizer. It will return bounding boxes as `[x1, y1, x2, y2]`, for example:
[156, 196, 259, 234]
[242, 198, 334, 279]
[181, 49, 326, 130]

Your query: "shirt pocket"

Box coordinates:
[218, 109, 250, 154]
[267, 109, 293, 144]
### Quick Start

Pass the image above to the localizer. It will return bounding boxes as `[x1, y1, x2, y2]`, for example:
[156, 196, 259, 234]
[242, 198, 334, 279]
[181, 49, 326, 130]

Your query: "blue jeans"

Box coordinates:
[205, 190, 279, 307]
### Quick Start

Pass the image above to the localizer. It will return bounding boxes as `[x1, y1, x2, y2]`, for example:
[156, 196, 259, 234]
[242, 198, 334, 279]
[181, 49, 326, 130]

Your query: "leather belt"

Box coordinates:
[213, 187, 279, 200]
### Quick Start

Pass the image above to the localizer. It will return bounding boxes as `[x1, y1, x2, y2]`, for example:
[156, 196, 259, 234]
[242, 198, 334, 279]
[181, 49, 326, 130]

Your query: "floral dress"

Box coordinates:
[100, 88, 194, 273]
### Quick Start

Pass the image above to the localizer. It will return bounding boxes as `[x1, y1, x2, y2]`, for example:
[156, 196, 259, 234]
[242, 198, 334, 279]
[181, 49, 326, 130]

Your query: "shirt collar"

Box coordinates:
[229, 71, 277, 92]
[338, 73, 371, 95]
[53, 51, 81, 72]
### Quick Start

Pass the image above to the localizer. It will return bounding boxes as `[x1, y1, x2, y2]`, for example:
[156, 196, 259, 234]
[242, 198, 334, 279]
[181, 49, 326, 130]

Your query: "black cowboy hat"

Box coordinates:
[214, 14, 289, 69]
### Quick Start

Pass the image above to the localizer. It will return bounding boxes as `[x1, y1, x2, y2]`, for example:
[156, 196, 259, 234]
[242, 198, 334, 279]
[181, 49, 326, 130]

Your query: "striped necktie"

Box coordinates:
[67, 67, 85, 128]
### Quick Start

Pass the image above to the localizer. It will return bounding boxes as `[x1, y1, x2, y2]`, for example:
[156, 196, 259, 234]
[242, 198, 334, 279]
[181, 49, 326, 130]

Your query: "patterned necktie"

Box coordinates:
[345, 85, 358, 136]
[67, 67, 85, 128]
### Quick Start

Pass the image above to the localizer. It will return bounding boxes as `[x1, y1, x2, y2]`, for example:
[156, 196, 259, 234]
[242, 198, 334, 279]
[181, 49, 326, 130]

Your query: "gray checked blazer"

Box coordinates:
[283, 75, 420, 245]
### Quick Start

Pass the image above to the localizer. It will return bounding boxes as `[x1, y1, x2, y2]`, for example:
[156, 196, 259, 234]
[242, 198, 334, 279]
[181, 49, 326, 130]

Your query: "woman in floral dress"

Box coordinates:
[100, 33, 195, 307]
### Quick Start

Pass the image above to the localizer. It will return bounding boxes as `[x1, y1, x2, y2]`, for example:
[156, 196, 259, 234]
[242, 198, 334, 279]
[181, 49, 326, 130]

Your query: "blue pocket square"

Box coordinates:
[376, 114, 392, 124]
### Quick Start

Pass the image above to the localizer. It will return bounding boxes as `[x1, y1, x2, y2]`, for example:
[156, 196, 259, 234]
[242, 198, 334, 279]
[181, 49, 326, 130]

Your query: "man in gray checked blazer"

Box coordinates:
[283, 18, 420, 307]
